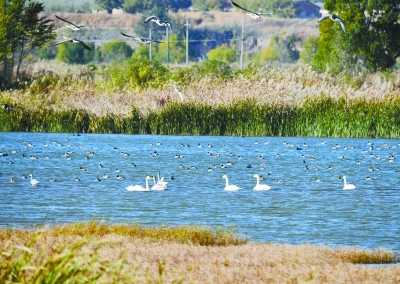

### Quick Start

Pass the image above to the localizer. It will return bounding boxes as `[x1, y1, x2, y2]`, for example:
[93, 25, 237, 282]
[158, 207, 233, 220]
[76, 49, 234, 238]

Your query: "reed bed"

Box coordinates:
[0, 223, 398, 283]
[1, 97, 400, 138]
[2, 63, 400, 137]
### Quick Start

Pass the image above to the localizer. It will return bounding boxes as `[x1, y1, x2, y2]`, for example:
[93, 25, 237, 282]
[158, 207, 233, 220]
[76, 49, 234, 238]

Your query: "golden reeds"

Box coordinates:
[0, 223, 398, 283]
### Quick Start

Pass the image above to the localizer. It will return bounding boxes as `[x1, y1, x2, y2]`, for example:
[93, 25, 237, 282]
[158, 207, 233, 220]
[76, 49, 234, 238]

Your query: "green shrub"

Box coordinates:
[98, 56, 169, 91]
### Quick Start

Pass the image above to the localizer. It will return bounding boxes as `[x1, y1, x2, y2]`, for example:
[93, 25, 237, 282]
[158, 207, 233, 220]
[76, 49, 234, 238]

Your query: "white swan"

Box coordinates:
[151, 177, 167, 190]
[125, 176, 152, 192]
[252, 174, 271, 190]
[343, 176, 356, 190]
[29, 174, 39, 187]
[221, 174, 241, 191]
[156, 172, 168, 188]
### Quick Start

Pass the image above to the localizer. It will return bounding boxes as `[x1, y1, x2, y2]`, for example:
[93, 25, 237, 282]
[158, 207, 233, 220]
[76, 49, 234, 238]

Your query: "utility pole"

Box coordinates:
[240, 16, 245, 70]
[166, 27, 170, 66]
[185, 16, 190, 66]
[149, 28, 152, 61]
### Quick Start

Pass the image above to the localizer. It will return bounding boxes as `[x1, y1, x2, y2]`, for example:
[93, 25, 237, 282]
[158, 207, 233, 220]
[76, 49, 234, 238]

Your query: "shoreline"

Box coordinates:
[1, 222, 399, 283]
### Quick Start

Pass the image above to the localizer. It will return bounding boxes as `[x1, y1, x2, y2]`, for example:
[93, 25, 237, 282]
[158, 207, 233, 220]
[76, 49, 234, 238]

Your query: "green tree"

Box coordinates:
[56, 42, 95, 64]
[98, 40, 133, 63]
[94, 0, 122, 13]
[300, 36, 319, 65]
[207, 44, 237, 64]
[313, 0, 400, 73]
[0, 0, 55, 86]
[252, 35, 300, 63]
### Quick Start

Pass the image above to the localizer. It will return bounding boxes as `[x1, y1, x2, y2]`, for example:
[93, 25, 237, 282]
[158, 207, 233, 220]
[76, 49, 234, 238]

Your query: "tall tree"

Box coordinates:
[313, 0, 400, 73]
[0, 0, 55, 87]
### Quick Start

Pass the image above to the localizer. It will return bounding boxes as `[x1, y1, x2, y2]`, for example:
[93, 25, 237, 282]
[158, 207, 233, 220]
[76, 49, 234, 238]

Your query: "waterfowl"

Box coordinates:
[151, 176, 167, 190]
[173, 85, 184, 101]
[144, 15, 173, 32]
[156, 173, 168, 188]
[221, 174, 241, 191]
[231, 0, 272, 19]
[125, 176, 152, 192]
[50, 178, 57, 182]
[116, 175, 125, 180]
[102, 174, 110, 179]
[51, 36, 92, 50]
[55, 15, 85, 31]
[29, 174, 39, 187]
[342, 176, 356, 190]
[120, 32, 163, 44]
[9, 177, 16, 183]
[75, 177, 81, 182]
[95, 177, 101, 182]
[318, 13, 346, 33]
[253, 174, 271, 190]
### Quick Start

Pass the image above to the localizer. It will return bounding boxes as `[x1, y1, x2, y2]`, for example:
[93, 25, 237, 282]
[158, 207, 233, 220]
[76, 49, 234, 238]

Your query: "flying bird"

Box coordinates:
[231, 1, 272, 20]
[318, 14, 346, 33]
[173, 85, 184, 101]
[144, 16, 173, 32]
[121, 32, 163, 44]
[51, 36, 92, 50]
[55, 15, 85, 31]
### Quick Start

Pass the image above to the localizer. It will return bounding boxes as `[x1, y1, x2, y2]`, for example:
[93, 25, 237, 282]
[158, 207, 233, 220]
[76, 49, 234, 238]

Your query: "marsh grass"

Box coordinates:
[2, 63, 400, 137]
[0, 223, 398, 283]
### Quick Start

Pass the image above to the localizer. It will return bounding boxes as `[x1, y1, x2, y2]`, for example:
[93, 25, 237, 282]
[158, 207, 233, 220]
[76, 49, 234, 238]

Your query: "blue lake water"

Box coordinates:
[0, 132, 399, 253]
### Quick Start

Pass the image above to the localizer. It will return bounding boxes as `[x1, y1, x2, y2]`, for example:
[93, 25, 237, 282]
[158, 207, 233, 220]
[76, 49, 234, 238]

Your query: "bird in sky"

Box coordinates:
[121, 32, 163, 44]
[144, 16, 173, 32]
[51, 36, 92, 50]
[55, 15, 85, 31]
[318, 14, 346, 33]
[231, 1, 273, 20]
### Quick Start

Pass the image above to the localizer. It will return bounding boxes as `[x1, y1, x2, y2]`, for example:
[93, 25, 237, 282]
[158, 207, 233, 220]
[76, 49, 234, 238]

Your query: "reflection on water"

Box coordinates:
[0, 133, 399, 252]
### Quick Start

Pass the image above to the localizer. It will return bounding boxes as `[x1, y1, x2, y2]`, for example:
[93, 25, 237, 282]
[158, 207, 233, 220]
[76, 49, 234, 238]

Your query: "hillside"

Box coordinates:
[44, 11, 320, 54]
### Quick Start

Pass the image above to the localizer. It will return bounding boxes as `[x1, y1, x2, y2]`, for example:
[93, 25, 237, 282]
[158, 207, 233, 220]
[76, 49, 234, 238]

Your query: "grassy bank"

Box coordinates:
[1, 97, 400, 138]
[1, 62, 400, 137]
[0, 222, 398, 283]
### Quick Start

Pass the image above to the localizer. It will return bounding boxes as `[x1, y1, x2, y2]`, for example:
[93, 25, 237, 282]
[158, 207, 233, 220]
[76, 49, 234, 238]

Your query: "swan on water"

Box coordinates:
[252, 174, 271, 190]
[151, 176, 167, 190]
[125, 176, 152, 192]
[29, 174, 39, 187]
[221, 174, 241, 191]
[342, 176, 356, 190]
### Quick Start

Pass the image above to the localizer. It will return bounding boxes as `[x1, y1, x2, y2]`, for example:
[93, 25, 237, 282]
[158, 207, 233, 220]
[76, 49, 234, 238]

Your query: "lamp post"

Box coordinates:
[185, 16, 190, 66]
[149, 28, 152, 61]
[240, 16, 245, 70]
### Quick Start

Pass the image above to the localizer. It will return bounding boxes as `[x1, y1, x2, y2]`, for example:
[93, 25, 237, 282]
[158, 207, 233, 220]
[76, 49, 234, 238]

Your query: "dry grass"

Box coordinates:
[2, 62, 400, 118]
[1, 223, 399, 283]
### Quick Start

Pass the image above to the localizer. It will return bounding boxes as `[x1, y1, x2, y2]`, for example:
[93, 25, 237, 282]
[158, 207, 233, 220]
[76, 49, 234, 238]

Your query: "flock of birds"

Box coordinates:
[50, 0, 346, 51]
[1, 132, 397, 193]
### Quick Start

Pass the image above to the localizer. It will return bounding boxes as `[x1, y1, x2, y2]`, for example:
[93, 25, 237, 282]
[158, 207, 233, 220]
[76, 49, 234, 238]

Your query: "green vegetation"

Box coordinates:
[97, 40, 133, 63]
[312, 0, 400, 74]
[0, 0, 56, 88]
[207, 44, 237, 64]
[252, 35, 300, 64]
[2, 96, 400, 138]
[56, 42, 95, 64]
